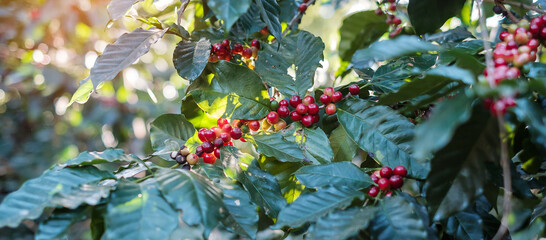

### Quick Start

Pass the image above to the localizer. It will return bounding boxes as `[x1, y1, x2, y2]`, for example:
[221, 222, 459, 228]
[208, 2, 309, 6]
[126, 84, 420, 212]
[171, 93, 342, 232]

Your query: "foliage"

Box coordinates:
[1, 0, 546, 239]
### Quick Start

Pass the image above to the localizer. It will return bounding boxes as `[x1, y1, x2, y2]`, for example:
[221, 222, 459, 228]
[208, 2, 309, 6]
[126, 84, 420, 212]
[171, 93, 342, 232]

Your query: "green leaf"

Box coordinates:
[258, 156, 305, 203]
[372, 54, 437, 82]
[181, 95, 217, 130]
[425, 107, 498, 221]
[207, 0, 252, 31]
[531, 198, 546, 223]
[255, 0, 282, 40]
[149, 113, 196, 156]
[63, 148, 140, 166]
[221, 182, 258, 238]
[238, 161, 287, 218]
[297, 127, 334, 164]
[308, 207, 377, 240]
[189, 61, 270, 120]
[156, 168, 226, 237]
[379, 65, 474, 105]
[423, 27, 474, 43]
[414, 93, 474, 160]
[107, 0, 141, 21]
[255, 31, 325, 97]
[0, 166, 113, 228]
[36, 206, 90, 240]
[294, 162, 373, 189]
[85, 28, 167, 89]
[233, 2, 266, 35]
[173, 38, 211, 82]
[249, 132, 305, 163]
[50, 184, 112, 209]
[278, 0, 298, 23]
[352, 36, 440, 69]
[370, 196, 428, 240]
[526, 62, 546, 95]
[337, 98, 429, 179]
[408, 0, 466, 35]
[338, 10, 388, 61]
[68, 80, 93, 106]
[220, 146, 254, 180]
[446, 212, 484, 240]
[329, 126, 358, 162]
[90, 206, 106, 240]
[274, 186, 364, 228]
[105, 179, 178, 240]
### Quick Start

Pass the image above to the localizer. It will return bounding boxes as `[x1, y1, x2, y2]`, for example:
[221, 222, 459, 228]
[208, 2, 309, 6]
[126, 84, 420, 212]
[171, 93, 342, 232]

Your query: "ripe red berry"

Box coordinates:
[233, 43, 243, 54]
[251, 39, 260, 49]
[368, 186, 379, 197]
[378, 178, 391, 191]
[211, 126, 222, 138]
[302, 96, 315, 105]
[331, 91, 343, 102]
[217, 118, 229, 127]
[389, 175, 404, 189]
[296, 103, 308, 115]
[214, 138, 224, 148]
[277, 105, 290, 118]
[221, 124, 232, 133]
[220, 132, 231, 143]
[528, 38, 539, 50]
[388, 0, 395, 3]
[371, 173, 380, 184]
[248, 120, 260, 131]
[201, 141, 214, 153]
[290, 111, 302, 121]
[214, 148, 221, 158]
[324, 87, 335, 96]
[208, 55, 218, 63]
[298, 3, 308, 13]
[230, 127, 243, 140]
[389, 3, 396, 11]
[267, 111, 280, 124]
[325, 103, 337, 115]
[385, 191, 393, 197]
[279, 99, 289, 107]
[375, 8, 383, 16]
[242, 48, 252, 59]
[308, 103, 319, 115]
[198, 129, 207, 142]
[392, 17, 402, 26]
[393, 165, 407, 177]
[379, 166, 393, 178]
[259, 26, 269, 35]
[204, 129, 216, 142]
[289, 95, 302, 108]
[499, 31, 509, 41]
[349, 84, 360, 95]
[311, 114, 320, 123]
[203, 153, 216, 164]
[222, 39, 230, 48]
[494, 57, 506, 67]
[320, 94, 331, 105]
[301, 115, 313, 127]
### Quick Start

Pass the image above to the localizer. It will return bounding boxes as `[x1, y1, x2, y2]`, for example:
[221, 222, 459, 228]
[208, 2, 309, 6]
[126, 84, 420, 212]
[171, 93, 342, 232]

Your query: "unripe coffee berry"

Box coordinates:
[186, 154, 199, 165]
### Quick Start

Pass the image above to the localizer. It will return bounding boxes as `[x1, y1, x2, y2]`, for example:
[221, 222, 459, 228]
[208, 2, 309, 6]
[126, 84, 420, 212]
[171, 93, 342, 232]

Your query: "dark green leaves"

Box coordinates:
[337, 98, 428, 179]
[256, 0, 283, 40]
[0, 166, 113, 227]
[446, 212, 484, 240]
[370, 196, 428, 240]
[329, 126, 358, 162]
[221, 182, 259, 238]
[309, 208, 376, 239]
[274, 186, 364, 228]
[105, 179, 178, 240]
[63, 148, 140, 166]
[352, 36, 439, 69]
[189, 61, 270, 120]
[149, 114, 196, 155]
[238, 162, 287, 218]
[173, 38, 211, 82]
[294, 162, 372, 189]
[250, 132, 305, 162]
[526, 62, 546, 95]
[298, 127, 333, 164]
[156, 168, 226, 237]
[36, 207, 90, 240]
[207, 0, 252, 31]
[255, 31, 325, 97]
[408, 0, 466, 35]
[414, 94, 474, 159]
[338, 10, 388, 61]
[425, 108, 498, 220]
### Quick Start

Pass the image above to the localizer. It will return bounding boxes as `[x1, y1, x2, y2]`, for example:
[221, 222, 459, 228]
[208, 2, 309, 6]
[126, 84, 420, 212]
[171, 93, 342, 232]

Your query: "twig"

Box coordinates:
[495, 0, 520, 23]
[281, 0, 316, 38]
[484, 0, 546, 14]
[493, 116, 512, 240]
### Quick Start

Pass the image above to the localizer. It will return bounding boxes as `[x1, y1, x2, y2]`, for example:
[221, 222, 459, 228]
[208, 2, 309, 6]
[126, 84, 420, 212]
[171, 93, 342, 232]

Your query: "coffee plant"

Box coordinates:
[2, 0, 546, 239]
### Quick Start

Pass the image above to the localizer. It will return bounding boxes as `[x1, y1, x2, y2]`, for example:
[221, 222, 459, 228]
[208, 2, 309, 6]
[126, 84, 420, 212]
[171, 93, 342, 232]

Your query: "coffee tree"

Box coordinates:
[1, 0, 546, 239]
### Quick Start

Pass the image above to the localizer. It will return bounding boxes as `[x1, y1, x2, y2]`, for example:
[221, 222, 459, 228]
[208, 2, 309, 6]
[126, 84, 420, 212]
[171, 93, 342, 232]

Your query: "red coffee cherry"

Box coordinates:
[242, 48, 252, 59]
[248, 120, 260, 131]
[320, 94, 331, 105]
[203, 153, 216, 164]
[393, 165, 407, 177]
[389, 175, 404, 189]
[289, 95, 302, 108]
[368, 186, 379, 197]
[220, 132, 231, 143]
[324, 87, 335, 96]
[331, 91, 343, 102]
[379, 166, 393, 178]
[296, 104, 308, 115]
[213, 138, 224, 148]
[301, 115, 313, 127]
[233, 43, 243, 54]
[349, 84, 360, 95]
[251, 39, 260, 49]
[214, 148, 221, 158]
[298, 3, 308, 13]
[290, 111, 302, 121]
[217, 118, 229, 127]
[378, 178, 391, 191]
[325, 103, 337, 115]
[302, 96, 315, 105]
[308, 103, 319, 115]
[267, 111, 280, 124]
[204, 129, 216, 142]
[201, 141, 214, 153]
[279, 99, 289, 107]
[277, 105, 290, 118]
[230, 127, 243, 140]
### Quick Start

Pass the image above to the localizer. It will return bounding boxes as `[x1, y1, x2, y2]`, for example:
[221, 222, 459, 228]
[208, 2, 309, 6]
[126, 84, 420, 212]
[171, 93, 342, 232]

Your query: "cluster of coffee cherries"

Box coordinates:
[208, 39, 260, 69]
[483, 17, 545, 115]
[367, 165, 407, 198]
[170, 145, 199, 170]
[374, 0, 402, 38]
[195, 118, 244, 164]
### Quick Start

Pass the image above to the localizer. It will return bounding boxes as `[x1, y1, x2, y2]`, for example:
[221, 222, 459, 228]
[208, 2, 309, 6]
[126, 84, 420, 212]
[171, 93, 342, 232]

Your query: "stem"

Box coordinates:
[170, 163, 180, 169]
[493, 116, 512, 240]
[484, 0, 546, 14]
[281, 0, 316, 38]
[476, 0, 496, 87]
[134, 175, 153, 183]
[495, 0, 520, 23]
